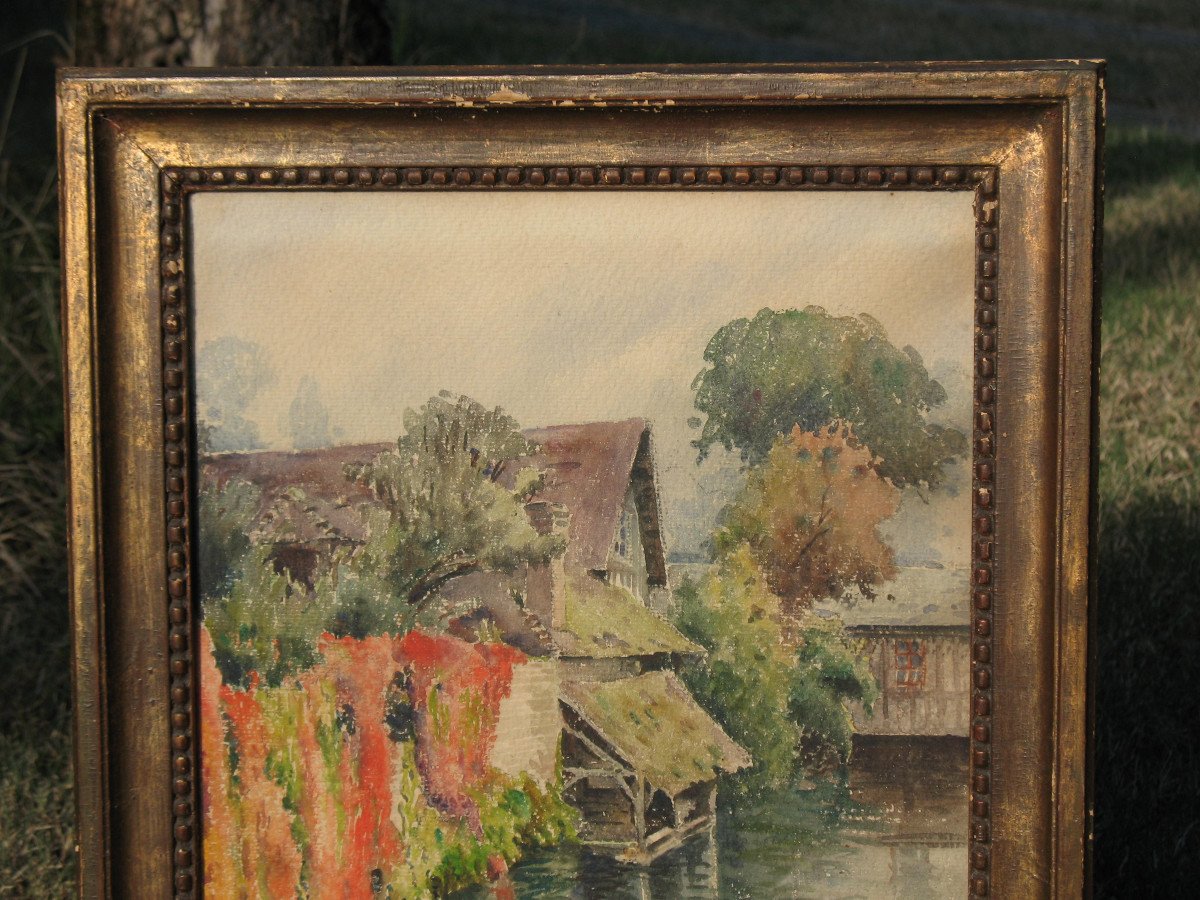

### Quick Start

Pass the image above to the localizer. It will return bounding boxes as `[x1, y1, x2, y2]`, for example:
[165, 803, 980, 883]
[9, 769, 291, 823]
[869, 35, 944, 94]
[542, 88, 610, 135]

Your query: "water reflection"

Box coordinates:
[457, 736, 968, 899]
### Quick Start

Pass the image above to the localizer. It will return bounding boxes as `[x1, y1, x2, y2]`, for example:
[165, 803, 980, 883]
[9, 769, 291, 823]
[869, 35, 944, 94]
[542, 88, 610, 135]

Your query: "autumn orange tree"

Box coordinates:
[712, 421, 901, 622]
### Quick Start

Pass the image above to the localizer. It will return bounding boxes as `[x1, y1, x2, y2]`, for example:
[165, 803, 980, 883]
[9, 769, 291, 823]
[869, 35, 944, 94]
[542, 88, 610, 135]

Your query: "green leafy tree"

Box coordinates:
[713, 422, 901, 616]
[312, 562, 417, 640]
[690, 306, 966, 489]
[789, 617, 880, 767]
[196, 477, 260, 602]
[346, 392, 564, 614]
[674, 548, 800, 791]
[202, 546, 335, 688]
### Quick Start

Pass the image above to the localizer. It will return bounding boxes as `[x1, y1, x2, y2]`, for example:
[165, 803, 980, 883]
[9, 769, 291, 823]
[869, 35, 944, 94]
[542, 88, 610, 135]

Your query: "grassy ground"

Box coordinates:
[1, 4, 1198, 897]
[1093, 131, 1200, 890]
[0, 163, 74, 897]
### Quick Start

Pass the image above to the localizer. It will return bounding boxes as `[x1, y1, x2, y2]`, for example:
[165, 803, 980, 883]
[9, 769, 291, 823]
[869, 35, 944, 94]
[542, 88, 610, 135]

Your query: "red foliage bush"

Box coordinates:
[394, 630, 525, 829]
[199, 626, 525, 895]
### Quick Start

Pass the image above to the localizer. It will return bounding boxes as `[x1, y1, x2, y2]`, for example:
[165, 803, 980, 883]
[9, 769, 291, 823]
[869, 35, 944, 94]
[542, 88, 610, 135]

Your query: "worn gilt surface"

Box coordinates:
[58, 64, 1101, 899]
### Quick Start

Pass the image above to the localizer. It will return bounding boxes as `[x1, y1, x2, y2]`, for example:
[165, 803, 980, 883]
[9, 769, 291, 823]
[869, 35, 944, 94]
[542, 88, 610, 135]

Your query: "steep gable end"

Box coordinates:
[520, 419, 667, 584]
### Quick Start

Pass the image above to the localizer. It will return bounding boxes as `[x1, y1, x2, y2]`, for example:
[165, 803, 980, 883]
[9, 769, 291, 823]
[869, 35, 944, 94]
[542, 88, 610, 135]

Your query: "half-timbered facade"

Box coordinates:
[813, 566, 972, 738]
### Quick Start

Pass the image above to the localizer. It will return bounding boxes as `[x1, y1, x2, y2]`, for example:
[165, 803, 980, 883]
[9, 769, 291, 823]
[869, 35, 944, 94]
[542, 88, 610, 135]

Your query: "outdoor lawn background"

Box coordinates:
[2, 1, 1197, 896]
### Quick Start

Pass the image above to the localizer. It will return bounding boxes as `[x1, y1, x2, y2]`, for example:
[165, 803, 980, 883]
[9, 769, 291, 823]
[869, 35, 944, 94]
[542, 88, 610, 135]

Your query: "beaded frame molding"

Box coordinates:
[160, 162, 999, 899]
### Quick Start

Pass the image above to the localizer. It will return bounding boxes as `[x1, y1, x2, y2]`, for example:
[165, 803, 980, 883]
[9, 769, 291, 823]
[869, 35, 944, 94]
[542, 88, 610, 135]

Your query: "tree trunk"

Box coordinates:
[74, 0, 393, 68]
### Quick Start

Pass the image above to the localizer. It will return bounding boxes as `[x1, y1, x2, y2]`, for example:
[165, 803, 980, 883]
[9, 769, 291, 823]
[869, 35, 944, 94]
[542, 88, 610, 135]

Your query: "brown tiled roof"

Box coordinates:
[201, 418, 664, 578]
[201, 443, 389, 545]
[519, 419, 651, 575]
[254, 488, 368, 545]
[434, 570, 555, 656]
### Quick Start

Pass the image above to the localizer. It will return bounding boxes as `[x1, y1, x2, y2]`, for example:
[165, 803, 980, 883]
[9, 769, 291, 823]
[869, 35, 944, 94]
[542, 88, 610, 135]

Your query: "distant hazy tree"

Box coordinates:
[343, 392, 565, 621]
[196, 336, 274, 452]
[690, 307, 965, 489]
[714, 422, 901, 618]
[285, 375, 334, 450]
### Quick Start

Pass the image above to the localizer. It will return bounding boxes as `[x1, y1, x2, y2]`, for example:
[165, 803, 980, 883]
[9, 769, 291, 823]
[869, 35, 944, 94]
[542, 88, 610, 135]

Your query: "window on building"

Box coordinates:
[894, 639, 926, 688]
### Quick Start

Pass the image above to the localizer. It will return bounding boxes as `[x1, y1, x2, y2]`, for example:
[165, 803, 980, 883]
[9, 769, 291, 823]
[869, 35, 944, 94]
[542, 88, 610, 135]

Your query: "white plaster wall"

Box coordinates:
[490, 659, 562, 784]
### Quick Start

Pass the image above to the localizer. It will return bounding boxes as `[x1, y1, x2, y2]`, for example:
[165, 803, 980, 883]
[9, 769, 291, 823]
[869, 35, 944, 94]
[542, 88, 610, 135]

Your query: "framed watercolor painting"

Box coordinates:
[59, 63, 1102, 899]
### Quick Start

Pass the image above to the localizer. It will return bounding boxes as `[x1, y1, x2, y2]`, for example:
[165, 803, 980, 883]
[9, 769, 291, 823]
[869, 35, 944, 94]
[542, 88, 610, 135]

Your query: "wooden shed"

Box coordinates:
[559, 671, 750, 863]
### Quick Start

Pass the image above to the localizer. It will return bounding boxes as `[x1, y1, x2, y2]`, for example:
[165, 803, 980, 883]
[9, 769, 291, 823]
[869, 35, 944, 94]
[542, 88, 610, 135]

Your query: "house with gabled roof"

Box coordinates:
[507, 421, 749, 862]
[202, 417, 749, 863]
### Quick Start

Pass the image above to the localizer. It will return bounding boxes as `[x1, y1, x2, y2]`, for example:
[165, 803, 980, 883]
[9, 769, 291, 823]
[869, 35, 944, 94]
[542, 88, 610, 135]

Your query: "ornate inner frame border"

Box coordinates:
[160, 162, 1000, 899]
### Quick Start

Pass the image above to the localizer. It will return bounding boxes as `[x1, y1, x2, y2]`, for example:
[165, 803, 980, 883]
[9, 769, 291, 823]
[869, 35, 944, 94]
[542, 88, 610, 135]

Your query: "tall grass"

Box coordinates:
[0, 164, 74, 896]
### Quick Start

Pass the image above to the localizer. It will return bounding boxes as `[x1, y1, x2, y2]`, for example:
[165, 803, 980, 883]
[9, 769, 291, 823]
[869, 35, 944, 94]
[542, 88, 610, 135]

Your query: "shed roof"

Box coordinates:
[561, 671, 751, 795]
[201, 443, 388, 544]
[555, 575, 702, 659]
[811, 566, 972, 630]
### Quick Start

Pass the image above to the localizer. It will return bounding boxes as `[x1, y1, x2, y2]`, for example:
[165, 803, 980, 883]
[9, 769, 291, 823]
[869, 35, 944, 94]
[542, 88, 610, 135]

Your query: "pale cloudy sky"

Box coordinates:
[192, 190, 974, 564]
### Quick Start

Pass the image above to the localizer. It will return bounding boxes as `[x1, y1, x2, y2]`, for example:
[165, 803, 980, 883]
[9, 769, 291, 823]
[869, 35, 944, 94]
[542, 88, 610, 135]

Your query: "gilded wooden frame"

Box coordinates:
[58, 63, 1102, 899]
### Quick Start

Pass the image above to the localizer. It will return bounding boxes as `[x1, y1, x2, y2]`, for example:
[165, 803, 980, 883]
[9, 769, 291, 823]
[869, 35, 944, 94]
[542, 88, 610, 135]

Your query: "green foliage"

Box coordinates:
[690, 306, 966, 488]
[202, 547, 335, 688]
[386, 742, 446, 897]
[517, 771, 579, 849]
[398, 391, 535, 466]
[430, 772, 577, 894]
[673, 551, 801, 791]
[197, 477, 260, 602]
[347, 392, 564, 612]
[312, 562, 417, 641]
[674, 554, 882, 785]
[432, 785, 528, 891]
[199, 486, 422, 682]
[789, 617, 879, 766]
[384, 742, 577, 899]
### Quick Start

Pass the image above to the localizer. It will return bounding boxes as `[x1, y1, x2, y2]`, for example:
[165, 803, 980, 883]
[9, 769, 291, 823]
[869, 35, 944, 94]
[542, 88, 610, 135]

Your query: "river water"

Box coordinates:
[458, 737, 969, 899]
[453, 734, 969, 897]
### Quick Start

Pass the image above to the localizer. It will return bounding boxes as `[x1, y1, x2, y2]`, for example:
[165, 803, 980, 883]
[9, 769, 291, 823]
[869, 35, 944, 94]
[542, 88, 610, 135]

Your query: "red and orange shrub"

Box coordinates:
[198, 625, 569, 898]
